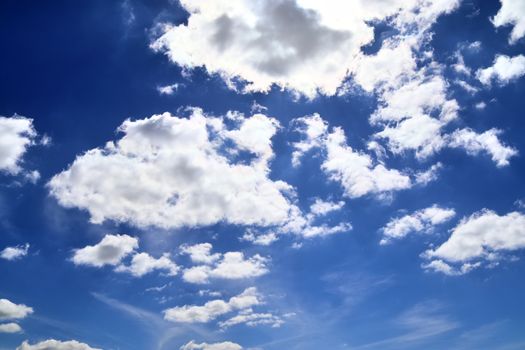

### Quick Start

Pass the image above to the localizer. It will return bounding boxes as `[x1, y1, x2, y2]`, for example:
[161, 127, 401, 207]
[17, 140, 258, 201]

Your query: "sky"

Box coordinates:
[1, 0, 525, 349]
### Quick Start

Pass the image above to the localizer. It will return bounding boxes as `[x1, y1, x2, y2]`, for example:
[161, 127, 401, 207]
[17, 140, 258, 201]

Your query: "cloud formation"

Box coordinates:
[180, 341, 242, 350]
[16, 340, 101, 350]
[477, 55, 525, 86]
[0, 115, 39, 176]
[151, 0, 461, 98]
[423, 210, 525, 275]
[164, 287, 260, 323]
[492, 0, 525, 44]
[49, 109, 293, 229]
[72, 234, 138, 267]
[0, 322, 22, 333]
[0, 298, 33, 320]
[380, 205, 456, 245]
[0, 243, 30, 261]
[181, 243, 268, 284]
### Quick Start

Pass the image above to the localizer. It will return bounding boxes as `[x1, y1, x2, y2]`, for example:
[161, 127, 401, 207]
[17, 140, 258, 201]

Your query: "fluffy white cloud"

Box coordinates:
[414, 162, 443, 186]
[72, 234, 179, 278]
[380, 205, 455, 245]
[291, 113, 328, 166]
[157, 83, 180, 95]
[492, 0, 525, 44]
[180, 341, 242, 350]
[164, 287, 260, 323]
[0, 115, 38, 175]
[292, 114, 415, 199]
[180, 243, 220, 265]
[151, 0, 460, 98]
[0, 299, 33, 320]
[423, 210, 525, 275]
[0, 322, 22, 333]
[0, 243, 29, 261]
[241, 231, 279, 246]
[72, 234, 138, 267]
[323, 127, 412, 198]
[218, 308, 284, 329]
[477, 55, 525, 86]
[448, 128, 517, 167]
[115, 252, 179, 277]
[181, 244, 268, 284]
[16, 340, 101, 350]
[309, 198, 344, 216]
[48, 109, 293, 229]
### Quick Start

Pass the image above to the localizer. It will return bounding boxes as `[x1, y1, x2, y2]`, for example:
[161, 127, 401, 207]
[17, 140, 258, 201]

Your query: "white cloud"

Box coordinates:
[151, 0, 460, 98]
[448, 128, 517, 167]
[492, 0, 525, 44]
[380, 205, 456, 244]
[291, 113, 328, 166]
[241, 231, 279, 246]
[0, 115, 38, 175]
[73, 234, 180, 278]
[292, 114, 412, 199]
[0, 322, 22, 333]
[181, 245, 268, 284]
[115, 252, 179, 277]
[48, 109, 294, 229]
[323, 127, 412, 198]
[164, 287, 260, 323]
[72, 234, 138, 267]
[0, 299, 33, 320]
[16, 339, 101, 350]
[180, 341, 242, 350]
[218, 308, 284, 329]
[180, 243, 220, 265]
[474, 101, 487, 110]
[211, 252, 268, 280]
[414, 162, 443, 186]
[0, 243, 29, 261]
[309, 198, 344, 216]
[423, 210, 525, 275]
[157, 83, 180, 95]
[477, 55, 525, 86]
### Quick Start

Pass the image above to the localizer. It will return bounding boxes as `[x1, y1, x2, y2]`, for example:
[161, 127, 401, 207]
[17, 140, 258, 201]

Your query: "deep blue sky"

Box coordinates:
[1, 1, 525, 349]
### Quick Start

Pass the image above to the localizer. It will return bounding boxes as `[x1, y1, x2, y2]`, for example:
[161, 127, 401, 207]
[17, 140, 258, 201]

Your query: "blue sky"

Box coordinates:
[1, 1, 525, 349]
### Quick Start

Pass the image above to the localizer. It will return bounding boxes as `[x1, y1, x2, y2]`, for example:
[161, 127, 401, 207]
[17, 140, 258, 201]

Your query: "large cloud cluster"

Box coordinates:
[49, 109, 293, 229]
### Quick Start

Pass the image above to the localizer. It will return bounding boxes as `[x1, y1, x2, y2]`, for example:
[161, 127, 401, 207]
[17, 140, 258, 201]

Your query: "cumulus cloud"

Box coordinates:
[292, 114, 413, 199]
[0, 115, 39, 176]
[181, 244, 268, 284]
[423, 210, 525, 275]
[180, 243, 221, 265]
[492, 0, 525, 44]
[115, 252, 179, 277]
[72, 234, 138, 267]
[0, 299, 33, 320]
[240, 231, 279, 246]
[380, 205, 456, 245]
[49, 109, 293, 229]
[0, 322, 22, 333]
[0, 243, 29, 260]
[309, 198, 344, 216]
[476, 55, 525, 86]
[218, 308, 284, 329]
[323, 127, 412, 199]
[164, 287, 260, 323]
[72, 234, 179, 278]
[180, 340, 242, 350]
[151, 0, 461, 98]
[448, 128, 517, 167]
[157, 83, 180, 95]
[16, 339, 101, 350]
